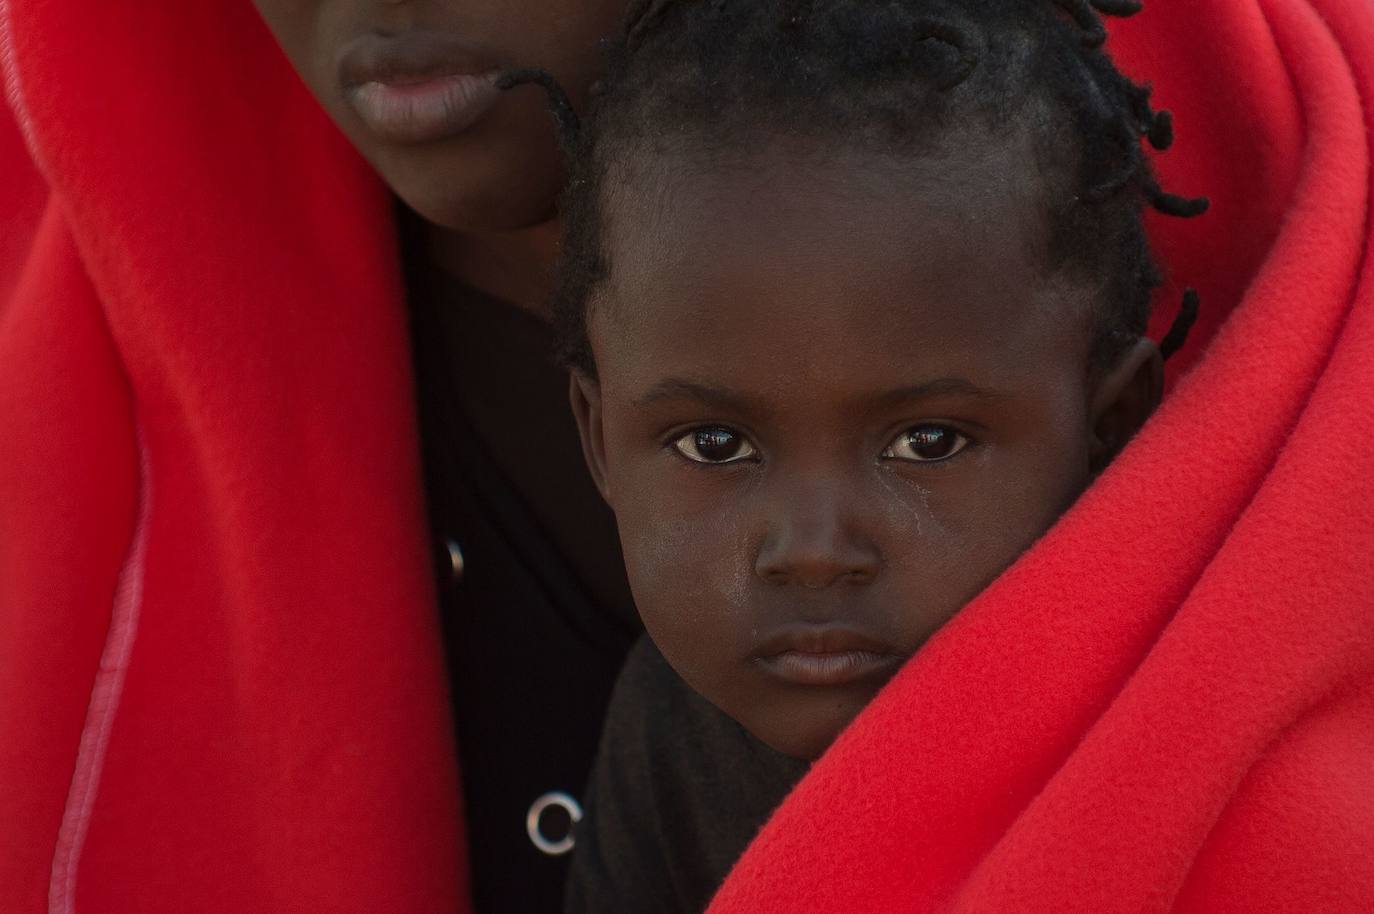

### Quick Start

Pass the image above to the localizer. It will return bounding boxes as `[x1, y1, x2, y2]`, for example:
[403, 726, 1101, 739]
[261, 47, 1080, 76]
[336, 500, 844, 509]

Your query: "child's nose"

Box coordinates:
[753, 487, 882, 589]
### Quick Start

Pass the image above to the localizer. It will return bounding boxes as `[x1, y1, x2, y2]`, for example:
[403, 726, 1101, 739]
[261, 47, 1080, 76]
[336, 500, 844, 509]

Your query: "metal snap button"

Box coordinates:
[526, 791, 582, 856]
[445, 538, 465, 582]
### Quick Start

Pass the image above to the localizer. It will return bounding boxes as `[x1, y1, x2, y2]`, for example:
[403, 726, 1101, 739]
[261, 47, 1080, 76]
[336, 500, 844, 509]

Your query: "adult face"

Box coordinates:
[252, 0, 627, 230]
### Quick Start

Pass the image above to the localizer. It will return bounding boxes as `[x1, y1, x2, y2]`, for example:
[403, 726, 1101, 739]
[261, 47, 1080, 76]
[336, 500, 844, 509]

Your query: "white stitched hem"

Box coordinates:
[48, 426, 151, 914]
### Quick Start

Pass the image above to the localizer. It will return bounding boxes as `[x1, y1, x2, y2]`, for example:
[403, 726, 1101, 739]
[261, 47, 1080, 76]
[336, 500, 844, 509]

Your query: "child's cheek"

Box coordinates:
[617, 471, 757, 683]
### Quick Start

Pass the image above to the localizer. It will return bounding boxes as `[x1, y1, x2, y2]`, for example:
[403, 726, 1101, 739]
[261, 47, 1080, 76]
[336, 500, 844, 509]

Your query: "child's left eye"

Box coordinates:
[882, 424, 970, 463]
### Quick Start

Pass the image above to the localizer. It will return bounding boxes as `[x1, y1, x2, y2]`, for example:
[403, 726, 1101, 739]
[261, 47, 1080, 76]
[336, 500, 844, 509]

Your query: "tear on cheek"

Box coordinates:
[712, 525, 756, 612]
[876, 471, 933, 537]
[625, 515, 752, 623]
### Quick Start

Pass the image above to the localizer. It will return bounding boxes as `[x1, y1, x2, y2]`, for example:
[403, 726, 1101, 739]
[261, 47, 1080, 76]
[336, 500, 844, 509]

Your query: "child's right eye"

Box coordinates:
[672, 426, 758, 464]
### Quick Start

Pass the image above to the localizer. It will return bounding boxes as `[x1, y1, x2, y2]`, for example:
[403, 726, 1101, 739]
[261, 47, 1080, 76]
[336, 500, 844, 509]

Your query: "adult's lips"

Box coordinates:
[752, 625, 905, 687]
[338, 32, 504, 144]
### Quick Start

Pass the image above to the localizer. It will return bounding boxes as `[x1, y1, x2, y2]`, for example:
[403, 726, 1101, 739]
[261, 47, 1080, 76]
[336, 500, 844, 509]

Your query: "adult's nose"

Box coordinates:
[753, 482, 882, 589]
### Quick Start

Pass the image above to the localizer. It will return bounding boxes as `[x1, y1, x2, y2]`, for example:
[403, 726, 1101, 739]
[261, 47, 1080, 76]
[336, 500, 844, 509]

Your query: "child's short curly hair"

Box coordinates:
[503, 0, 1206, 375]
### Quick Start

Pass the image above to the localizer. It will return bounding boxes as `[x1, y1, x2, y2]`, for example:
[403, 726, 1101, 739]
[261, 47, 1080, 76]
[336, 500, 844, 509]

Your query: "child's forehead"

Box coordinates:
[602, 131, 1049, 272]
[592, 264, 1092, 421]
[600, 138, 1059, 311]
[590, 143, 1094, 398]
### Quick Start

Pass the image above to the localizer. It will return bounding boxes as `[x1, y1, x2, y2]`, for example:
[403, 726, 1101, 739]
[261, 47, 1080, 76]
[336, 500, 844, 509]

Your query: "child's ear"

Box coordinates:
[1088, 337, 1163, 474]
[569, 371, 613, 504]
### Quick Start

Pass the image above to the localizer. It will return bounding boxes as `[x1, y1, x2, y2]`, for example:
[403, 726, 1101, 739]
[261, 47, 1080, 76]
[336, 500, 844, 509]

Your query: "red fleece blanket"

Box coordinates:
[1, 1, 1370, 912]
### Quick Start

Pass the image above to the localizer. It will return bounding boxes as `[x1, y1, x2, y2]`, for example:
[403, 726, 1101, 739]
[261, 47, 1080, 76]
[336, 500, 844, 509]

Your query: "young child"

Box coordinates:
[501, 0, 1203, 910]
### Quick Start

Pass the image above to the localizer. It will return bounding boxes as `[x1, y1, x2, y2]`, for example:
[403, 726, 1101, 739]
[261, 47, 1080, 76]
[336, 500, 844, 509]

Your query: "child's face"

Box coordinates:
[573, 143, 1158, 759]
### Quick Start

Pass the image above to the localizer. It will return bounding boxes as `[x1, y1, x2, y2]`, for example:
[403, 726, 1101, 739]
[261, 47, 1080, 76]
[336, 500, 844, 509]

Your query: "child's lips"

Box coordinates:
[755, 650, 902, 686]
[752, 625, 904, 686]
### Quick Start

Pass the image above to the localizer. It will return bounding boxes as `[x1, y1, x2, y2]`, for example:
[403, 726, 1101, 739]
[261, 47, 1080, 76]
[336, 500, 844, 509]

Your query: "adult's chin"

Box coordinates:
[377, 137, 564, 233]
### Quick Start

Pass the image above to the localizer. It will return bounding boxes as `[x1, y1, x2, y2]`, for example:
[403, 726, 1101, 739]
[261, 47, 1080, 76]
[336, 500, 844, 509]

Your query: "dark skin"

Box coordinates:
[250, 0, 624, 311]
[572, 140, 1161, 760]
[251, 0, 633, 611]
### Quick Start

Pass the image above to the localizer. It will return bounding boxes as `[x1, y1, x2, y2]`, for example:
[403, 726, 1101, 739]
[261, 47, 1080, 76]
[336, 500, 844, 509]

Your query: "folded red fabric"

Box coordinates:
[1, 2, 1369, 913]
[0, 3, 462, 911]
[712, 1, 1374, 911]
[0, 97, 44, 302]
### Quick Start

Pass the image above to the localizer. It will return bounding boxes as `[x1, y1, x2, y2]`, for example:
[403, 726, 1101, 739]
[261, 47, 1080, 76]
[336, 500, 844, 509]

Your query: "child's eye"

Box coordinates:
[882, 424, 970, 463]
[672, 426, 758, 464]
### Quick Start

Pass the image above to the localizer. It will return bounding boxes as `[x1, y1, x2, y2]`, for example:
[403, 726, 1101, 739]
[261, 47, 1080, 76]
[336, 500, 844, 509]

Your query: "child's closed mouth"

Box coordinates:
[751, 625, 905, 687]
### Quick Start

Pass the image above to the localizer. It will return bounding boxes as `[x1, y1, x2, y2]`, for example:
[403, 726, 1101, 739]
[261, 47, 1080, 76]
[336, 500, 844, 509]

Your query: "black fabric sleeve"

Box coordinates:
[565, 637, 809, 914]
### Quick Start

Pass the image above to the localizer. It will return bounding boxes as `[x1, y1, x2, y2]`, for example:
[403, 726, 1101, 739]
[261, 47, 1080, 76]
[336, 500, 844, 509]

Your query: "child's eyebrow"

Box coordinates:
[635, 379, 757, 412]
[873, 378, 1013, 408]
[634, 377, 1011, 411]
